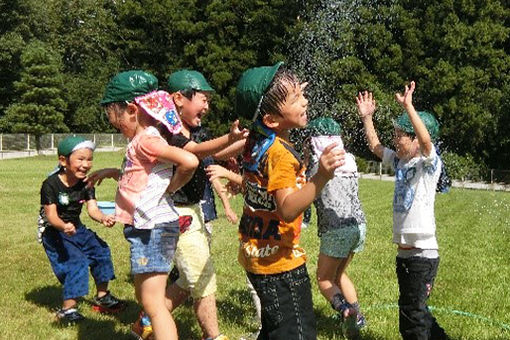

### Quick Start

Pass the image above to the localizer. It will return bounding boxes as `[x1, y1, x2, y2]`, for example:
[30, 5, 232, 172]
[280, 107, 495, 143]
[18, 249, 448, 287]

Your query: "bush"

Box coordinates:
[441, 152, 488, 181]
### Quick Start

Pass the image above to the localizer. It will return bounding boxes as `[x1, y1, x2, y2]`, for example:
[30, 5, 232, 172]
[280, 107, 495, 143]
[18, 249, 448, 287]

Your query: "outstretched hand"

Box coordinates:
[356, 91, 376, 120]
[85, 168, 120, 188]
[229, 120, 249, 142]
[101, 214, 116, 228]
[395, 81, 415, 108]
[206, 164, 229, 181]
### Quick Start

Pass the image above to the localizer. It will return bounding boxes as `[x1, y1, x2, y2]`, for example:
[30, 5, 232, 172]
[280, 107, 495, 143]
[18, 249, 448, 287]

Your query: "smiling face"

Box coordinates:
[177, 91, 211, 129]
[393, 128, 419, 159]
[273, 81, 309, 130]
[59, 148, 93, 181]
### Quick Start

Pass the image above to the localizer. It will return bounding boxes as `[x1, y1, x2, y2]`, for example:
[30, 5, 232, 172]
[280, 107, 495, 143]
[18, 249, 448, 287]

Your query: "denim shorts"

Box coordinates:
[247, 264, 317, 340]
[123, 222, 179, 275]
[319, 223, 366, 258]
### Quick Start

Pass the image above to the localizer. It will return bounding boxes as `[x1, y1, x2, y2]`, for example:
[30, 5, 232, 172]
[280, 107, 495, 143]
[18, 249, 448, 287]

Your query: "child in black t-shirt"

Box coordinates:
[38, 136, 125, 324]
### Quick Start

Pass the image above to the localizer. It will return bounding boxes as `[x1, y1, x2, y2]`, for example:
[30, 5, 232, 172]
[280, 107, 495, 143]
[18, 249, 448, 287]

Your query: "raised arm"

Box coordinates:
[395, 81, 432, 156]
[183, 120, 249, 159]
[356, 91, 384, 160]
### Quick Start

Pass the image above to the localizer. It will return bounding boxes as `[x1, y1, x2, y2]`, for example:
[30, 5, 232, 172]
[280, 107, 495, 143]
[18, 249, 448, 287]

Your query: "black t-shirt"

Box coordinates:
[40, 172, 96, 226]
[168, 127, 212, 205]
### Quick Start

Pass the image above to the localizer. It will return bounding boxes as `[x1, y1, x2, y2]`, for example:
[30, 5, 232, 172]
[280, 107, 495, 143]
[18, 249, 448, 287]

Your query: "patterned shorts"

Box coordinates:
[319, 223, 366, 258]
[124, 222, 179, 275]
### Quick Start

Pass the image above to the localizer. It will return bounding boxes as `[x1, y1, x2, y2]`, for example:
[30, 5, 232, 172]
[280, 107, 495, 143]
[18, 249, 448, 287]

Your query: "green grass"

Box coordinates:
[0, 152, 509, 339]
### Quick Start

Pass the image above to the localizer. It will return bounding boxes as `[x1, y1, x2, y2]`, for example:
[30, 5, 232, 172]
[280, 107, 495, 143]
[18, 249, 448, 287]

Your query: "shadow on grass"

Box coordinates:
[220, 288, 389, 339]
[25, 285, 142, 339]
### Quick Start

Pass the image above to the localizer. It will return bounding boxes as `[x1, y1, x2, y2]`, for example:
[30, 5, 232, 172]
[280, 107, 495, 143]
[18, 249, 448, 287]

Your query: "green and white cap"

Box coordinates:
[100, 70, 158, 105]
[393, 111, 439, 141]
[307, 117, 342, 137]
[235, 62, 283, 121]
[167, 70, 214, 93]
[58, 136, 95, 157]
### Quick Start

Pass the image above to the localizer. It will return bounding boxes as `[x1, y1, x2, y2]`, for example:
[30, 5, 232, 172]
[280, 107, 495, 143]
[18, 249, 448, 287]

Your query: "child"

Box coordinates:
[38, 136, 125, 324]
[304, 117, 367, 339]
[235, 62, 345, 339]
[100, 70, 199, 339]
[356, 82, 448, 339]
[161, 69, 246, 340]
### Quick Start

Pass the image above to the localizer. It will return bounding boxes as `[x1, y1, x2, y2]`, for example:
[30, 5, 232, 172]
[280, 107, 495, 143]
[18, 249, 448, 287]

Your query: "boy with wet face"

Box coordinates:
[357, 82, 448, 339]
[236, 62, 345, 339]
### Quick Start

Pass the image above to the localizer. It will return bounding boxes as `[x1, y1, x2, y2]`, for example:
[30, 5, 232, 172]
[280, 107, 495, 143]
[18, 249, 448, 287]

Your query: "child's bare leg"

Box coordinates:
[135, 273, 177, 339]
[318, 253, 357, 318]
[317, 253, 354, 300]
[96, 282, 108, 298]
[165, 282, 190, 312]
[62, 298, 78, 310]
[336, 256, 358, 304]
[194, 294, 220, 339]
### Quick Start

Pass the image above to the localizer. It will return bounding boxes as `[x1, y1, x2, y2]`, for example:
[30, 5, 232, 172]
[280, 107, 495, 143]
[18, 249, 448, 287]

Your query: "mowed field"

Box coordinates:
[0, 151, 509, 339]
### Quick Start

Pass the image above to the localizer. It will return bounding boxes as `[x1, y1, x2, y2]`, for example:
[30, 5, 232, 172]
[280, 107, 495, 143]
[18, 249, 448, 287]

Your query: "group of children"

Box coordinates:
[38, 63, 449, 340]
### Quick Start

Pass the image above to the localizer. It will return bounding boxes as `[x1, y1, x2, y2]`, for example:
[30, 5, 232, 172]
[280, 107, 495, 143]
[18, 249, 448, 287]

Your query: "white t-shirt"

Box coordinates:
[382, 145, 441, 249]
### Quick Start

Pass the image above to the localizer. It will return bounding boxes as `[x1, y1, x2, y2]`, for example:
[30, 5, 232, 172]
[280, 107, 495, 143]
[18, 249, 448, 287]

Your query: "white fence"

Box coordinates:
[362, 160, 510, 191]
[0, 133, 128, 159]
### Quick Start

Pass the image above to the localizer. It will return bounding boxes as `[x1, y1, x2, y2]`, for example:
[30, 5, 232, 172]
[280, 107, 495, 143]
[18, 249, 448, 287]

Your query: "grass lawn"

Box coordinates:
[0, 151, 509, 339]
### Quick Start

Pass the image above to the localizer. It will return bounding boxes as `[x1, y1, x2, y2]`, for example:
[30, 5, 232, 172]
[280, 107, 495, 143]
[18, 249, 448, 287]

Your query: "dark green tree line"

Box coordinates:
[0, 0, 508, 171]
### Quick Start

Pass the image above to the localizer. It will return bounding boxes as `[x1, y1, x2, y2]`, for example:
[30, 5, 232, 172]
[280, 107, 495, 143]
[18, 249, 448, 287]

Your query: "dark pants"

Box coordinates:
[247, 264, 317, 340]
[43, 225, 115, 300]
[396, 256, 448, 340]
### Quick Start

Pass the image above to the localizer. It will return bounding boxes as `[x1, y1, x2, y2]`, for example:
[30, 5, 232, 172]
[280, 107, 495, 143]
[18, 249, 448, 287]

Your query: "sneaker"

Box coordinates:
[56, 308, 85, 325]
[356, 313, 366, 329]
[131, 311, 154, 340]
[341, 308, 360, 340]
[92, 291, 126, 313]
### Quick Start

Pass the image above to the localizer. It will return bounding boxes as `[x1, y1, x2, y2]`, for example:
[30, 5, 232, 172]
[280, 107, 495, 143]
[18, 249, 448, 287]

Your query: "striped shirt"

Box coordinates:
[116, 126, 179, 229]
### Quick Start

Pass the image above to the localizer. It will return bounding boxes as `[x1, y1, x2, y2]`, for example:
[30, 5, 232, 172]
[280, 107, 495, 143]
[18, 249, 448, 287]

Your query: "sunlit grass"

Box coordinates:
[0, 152, 509, 339]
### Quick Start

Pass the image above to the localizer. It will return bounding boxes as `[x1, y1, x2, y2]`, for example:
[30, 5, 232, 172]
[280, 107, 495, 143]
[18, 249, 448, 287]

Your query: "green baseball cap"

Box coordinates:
[394, 111, 439, 141]
[58, 136, 95, 157]
[235, 62, 284, 121]
[167, 70, 214, 93]
[307, 117, 342, 137]
[100, 70, 158, 105]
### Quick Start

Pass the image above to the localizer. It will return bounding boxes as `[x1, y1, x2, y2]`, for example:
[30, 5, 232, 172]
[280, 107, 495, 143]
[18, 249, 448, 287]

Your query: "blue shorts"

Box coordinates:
[42, 225, 115, 300]
[123, 222, 179, 275]
[319, 223, 366, 258]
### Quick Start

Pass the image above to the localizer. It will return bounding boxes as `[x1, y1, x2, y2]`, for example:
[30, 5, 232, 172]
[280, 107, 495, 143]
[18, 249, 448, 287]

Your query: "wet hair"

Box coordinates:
[259, 68, 300, 117]
[179, 89, 199, 100]
[178, 88, 212, 101]
[103, 101, 128, 117]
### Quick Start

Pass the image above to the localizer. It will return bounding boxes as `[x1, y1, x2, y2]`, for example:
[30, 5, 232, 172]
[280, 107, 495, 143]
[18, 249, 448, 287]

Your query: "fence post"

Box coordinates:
[51, 134, 54, 150]
[379, 162, 382, 180]
[490, 169, 494, 184]
[93, 134, 96, 145]
[27, 134, 30, 150]
[0, 134, 2, 152]
[111, 134, 114, 149]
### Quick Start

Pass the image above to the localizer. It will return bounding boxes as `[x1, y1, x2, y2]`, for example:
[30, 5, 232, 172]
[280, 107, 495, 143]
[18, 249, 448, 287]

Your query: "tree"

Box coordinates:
[0, 40, 68, 150]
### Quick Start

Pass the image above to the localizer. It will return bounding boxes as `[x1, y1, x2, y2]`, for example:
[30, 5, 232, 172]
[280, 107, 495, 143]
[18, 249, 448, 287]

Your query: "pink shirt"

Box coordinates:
[115, 126, 179, 228]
